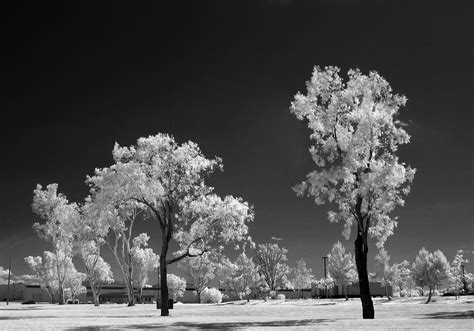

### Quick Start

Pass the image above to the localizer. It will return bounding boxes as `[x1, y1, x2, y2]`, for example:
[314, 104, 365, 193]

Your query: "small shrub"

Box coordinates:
[276, 294, 285, 300]
[201, 287, 223, 304]
[269, 291, 277, 299]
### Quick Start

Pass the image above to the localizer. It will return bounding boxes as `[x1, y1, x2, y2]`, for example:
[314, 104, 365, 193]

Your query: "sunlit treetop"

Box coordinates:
[291, 66, 416, 247]
[32, 184, 80, 245]
[86, 133, 222, 222]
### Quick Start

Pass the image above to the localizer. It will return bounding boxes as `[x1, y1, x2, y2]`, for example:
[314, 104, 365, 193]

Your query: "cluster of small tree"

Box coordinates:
[371, 247, 471, 304]
[26, 134, 255, 316]
[179, 242, 305, 303]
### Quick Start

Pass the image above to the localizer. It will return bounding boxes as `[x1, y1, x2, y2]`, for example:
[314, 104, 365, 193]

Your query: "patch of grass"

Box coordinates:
[0, 296, 472, 330]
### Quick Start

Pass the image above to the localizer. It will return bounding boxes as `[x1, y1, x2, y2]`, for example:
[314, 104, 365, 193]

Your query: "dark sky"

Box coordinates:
[1, 0, 472, 281]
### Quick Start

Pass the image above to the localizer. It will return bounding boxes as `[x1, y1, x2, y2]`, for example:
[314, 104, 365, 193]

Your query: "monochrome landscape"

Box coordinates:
[1, 0, 472, 330]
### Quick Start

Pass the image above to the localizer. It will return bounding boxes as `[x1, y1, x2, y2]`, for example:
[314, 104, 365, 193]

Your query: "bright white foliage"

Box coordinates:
[290, 66, 415, 247]
[391, 260, 412, 295]
[63, 265, 87, 301]
[24, 252, 60, 299]
[412, 248, 449, 292]
[220, 252, 265, 300]
[374, 248, 395, 291]
[200, 287, 223, 303]
[86, 133, 254, 263]
[293, 259, 314, 290]
[167, 273, 186, 301]
[448, 250, 471, 295]
[315, 276, 335, 290]
[131, 233, 159, 290]
[178, 253, 216, 300]
[174, 194, 254, 256]
[32, 184, 79, 303]
[255, 243, 292, 291]
[327, 241, 357, 289]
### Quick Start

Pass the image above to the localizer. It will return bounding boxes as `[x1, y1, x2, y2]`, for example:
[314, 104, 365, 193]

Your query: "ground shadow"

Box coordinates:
[0, 316, 57, 320]
[420, 310, 474, 319]
[67, 318, 335, 330]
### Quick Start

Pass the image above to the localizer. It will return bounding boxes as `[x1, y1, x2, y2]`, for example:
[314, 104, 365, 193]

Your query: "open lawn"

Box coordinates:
[0, 296, 473, 330]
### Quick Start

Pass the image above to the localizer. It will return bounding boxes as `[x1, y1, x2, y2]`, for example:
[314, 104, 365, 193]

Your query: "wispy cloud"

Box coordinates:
[0, 266, 38, 285]
[271, 236, 283, 241]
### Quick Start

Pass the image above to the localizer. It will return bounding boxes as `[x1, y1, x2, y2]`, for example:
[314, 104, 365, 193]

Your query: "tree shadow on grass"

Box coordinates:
[67, 318, 335, 330]
[420, 310, 474, 319]
[0, 316, 57, 320]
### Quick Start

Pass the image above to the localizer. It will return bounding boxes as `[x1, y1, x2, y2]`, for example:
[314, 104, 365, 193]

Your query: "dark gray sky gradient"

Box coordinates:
[1, 0, 472, 280]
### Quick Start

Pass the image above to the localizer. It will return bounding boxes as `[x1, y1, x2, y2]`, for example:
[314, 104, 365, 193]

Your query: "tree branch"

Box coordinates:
[167, 238, 207, 265]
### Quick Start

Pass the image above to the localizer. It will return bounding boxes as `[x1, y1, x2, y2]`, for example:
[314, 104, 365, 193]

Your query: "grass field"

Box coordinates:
[0, 296, 473, 330]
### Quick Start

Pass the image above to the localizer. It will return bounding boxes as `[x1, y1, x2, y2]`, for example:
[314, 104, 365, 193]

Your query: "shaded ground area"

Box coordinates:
[0, 296, 473, 330]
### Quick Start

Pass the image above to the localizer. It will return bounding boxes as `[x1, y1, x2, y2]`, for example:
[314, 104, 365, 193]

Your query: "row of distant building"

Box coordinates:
[0, 282, 391, 304]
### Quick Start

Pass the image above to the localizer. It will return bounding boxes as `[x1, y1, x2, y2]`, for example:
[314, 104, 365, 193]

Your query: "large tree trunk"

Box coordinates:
[159, 226, 171, 316]
[58, 284, 65, 305]
[355, 231, 374, 319]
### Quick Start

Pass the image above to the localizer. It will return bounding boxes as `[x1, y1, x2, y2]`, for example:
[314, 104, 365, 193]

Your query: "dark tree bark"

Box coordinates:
[159, 223, 172, 316]
[425, 286, 433, 304]
[355, 231, 374, 319]
[58, 285, 65, 305]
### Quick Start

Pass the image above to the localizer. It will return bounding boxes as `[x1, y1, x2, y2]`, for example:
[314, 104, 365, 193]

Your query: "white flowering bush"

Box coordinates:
[201, 287, 223, 304]
[276, 294, 285, 300]
[269, 290, 277, 299]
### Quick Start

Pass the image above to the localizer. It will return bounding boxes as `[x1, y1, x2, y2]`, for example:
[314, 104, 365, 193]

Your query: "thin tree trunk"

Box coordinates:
[425, 287, 433, 304]
[91, 280, 100, 306]
[197, 291, 201, 304]
[344, 284, 348, 301]
[355, 231, 374, 319]
[384, 284, 391, 301]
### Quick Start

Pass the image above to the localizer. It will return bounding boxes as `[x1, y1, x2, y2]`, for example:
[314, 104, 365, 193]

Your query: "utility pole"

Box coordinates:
[322, 256, 328, 298]
[7, 246, 12, 305]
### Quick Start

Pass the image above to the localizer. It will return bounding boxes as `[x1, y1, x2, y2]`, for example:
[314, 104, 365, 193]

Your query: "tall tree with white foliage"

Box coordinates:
[327, 241, 357, 300]
[391, 260, 412, 296]
[178, 253, 216, 303]
[293, 259, 314, 298]
[131, 233, 160, 303]
[290, 66, 416, 318]
[412, 248, 449, 303]
[374, 248, 394, 300]
[255, 243, 291, 291]
[63, 265, 87, 302]
[448, 250, 470, 299]
[71, 198, 113, 306]
[220, 252, 264, 302]
[24, 252, 59, 303]
[87, 134, 254, 316]
[32, 184, 80, 305]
